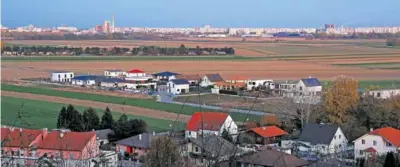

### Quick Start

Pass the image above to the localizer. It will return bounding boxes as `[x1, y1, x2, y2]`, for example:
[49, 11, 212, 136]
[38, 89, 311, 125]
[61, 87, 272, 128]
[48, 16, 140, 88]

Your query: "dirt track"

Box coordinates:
[1, 91, 190, 122]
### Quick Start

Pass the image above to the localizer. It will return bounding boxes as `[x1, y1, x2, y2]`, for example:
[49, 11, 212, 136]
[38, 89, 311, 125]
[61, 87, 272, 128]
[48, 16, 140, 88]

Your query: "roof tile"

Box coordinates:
[185, 112, 229, 131]
[369, 127, 400, 147]
[250, 126, 287, 138]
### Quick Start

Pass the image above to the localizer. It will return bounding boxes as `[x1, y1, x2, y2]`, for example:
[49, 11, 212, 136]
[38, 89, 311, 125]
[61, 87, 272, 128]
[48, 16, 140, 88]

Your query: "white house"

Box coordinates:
[276, 81, 297, 97]
[104, 70, 124, 77]
[353, 127, 400, 159]
[153, 71, 179, 81]
[367, 89, 400, 99]
[125, 69, 146, 78]
[51, 71, 74, 83]
[296, 77, 322, 96]
[200, 74, 224, 87]
[95, 129, 115, 146]
[175, 74, 201, 85]
[168, 79, 190, 95]
[185, 112, 238, 139]
[71, 76, 97, 86]
[246, 79, 274, 91]
[297, 123, 348, 155]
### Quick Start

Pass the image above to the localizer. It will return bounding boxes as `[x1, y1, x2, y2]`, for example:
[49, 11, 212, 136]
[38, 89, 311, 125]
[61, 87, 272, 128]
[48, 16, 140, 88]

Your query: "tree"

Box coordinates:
[113, 114, 131, 139]
[221, 129, 233, 143]
[323, 75, 359, 124]
[82, 107, 100, 131]
[143, 136, 184, 167]
[384, 152, 396, 167]
[57, 106, 67, 128]
[100, 107, 114, 129]
[178, 44, 186, 55]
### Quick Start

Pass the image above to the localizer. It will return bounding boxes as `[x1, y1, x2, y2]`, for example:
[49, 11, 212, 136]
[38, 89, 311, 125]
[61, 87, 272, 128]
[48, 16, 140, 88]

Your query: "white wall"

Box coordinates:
[219, 116, 238, 136]
[200, 76, 214, 87]
[246, 80, 273, 90]
[72, 79, 95, 86]
[104, 71, 123, 77]
[368, 89, 400, 99]
[168, 82, 189, 95]
[126, 72, 146, 78]
[354, 134, 398, 159]
[296, 80, 322, 96]
[328, 128, 348, 154]
[51, 72, 74, 83]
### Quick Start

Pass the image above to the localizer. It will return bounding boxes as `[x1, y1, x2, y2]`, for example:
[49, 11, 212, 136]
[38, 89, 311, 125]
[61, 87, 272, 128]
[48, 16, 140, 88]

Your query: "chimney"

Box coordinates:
[60, 132, 64, 138]
[153, 131, 155, 136]
[19, 128, 23, 132]
[42, 128, 48, 140]
[370, 128, 373, 132]
[139, 134, 142, 140]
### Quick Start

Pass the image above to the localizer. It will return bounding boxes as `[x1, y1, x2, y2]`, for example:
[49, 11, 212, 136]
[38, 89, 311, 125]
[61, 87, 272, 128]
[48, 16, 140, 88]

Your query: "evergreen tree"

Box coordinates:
[129, 119, 147, 135]
[221, 129, 233, 143]
[57, 106, 67, 128]
[384, 152, 396, 167]
[82, 107, 100, 131]
[113, 114, 131, 139]
[100, 107, 114, 129]
[69, 110, 83, 132]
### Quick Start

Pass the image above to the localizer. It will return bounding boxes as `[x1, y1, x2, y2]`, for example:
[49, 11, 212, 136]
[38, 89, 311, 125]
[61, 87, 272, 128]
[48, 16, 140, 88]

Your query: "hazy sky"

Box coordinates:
[2, 0, 400, 28]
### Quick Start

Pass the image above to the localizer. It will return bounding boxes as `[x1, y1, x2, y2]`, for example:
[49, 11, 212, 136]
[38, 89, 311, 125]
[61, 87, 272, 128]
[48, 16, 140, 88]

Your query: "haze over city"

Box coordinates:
[2, 0, 400, 28]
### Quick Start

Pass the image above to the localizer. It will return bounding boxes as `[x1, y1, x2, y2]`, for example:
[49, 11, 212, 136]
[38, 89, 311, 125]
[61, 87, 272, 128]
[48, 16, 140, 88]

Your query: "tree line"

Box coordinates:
[56, 105, 147, 140]
[386, 38, 400, 47]
[2, 44, 235, 56]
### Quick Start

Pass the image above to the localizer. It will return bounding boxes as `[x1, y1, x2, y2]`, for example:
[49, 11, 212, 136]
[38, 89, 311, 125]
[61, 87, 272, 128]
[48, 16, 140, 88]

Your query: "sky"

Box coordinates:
[2, 0, 400, 28]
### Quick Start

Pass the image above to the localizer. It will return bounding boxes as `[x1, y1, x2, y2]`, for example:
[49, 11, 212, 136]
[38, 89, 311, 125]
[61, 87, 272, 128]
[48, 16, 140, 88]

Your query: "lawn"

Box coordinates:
[1, 96, 184, 132]
[1, 84, 259, 121]
[1, 55, 264, 62]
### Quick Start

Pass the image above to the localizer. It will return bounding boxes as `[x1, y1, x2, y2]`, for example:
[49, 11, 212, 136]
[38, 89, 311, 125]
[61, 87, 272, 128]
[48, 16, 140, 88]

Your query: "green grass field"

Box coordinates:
[1, 84, 261, 122]
[1, 96, 184, 132]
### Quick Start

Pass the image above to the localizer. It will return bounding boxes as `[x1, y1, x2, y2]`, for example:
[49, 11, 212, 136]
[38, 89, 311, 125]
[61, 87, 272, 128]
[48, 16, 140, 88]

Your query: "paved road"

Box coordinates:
[155, 89, 270, 116]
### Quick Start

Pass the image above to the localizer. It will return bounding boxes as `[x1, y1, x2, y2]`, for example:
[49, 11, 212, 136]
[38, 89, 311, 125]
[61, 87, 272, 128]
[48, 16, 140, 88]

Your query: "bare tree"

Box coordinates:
[143, 136, 186, 167]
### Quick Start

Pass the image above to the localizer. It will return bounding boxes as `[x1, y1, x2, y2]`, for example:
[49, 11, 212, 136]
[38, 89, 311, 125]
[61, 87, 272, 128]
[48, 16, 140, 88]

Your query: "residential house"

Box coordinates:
[295, 77, 322, 96]
[104, 69, 124, 77]
[1, 127, 46, 157]
[125, 69, 146, 78]
[247, 126, 288, 145]
[51, 71, 74, 83]
[225, 76, 249, 84]
[276, 80, 297, 97]
[175, 74, 201, 86]
[235, 149, 309, 167]
[294, 77, 322, 104]
[367, 89, 400, 99]
[186, 135, 244, 166]
[185, 112, 238, 139]
[168, 79, 190, 95]
[95, 129, 115, 146]
[99, 77, 125, 88]
[214, 81, 246, 91]
[1, 127, 99, 160]
[297, 123, 347, 154]
[71, 75, 98, 86]
[153, 71, 179, 81]
[200, 74, 224, 87]
[246, 79, 274, 91]
[115, 132, 168, 157]
[353, 127, 400, 159]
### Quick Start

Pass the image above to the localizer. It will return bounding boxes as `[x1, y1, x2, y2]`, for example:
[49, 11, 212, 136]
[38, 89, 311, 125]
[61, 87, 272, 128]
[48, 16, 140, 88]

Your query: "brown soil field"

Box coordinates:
[2, 60, 399, 81]
[2, 91, 190, 122]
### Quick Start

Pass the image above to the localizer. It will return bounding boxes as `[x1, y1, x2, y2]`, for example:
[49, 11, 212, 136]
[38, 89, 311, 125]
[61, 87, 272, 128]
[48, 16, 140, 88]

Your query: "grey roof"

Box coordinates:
[188, 135, 240, 158]
[301, 78, 321, 87]
[237, 149, 309, 167]
[115, 132, 169, 149]
[170, 79, 190, 85]
[95, 129, 115, 140]
[205, 74, 224, 82]
[298, 123, 339, 145]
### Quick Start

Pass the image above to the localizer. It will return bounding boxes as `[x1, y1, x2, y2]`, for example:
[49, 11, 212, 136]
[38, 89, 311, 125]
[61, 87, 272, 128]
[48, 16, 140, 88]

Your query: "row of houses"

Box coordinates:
[2, 111, 400, 166]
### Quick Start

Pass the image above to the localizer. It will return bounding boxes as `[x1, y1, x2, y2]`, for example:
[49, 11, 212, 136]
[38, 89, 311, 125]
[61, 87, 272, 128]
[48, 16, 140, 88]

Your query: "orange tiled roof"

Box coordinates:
[185, 112, 228, 131]
[250, 126, 287, 138]
[37, 131, 95, 151]
[1, 128, 42, 148]
[215, 81, 246, 87]
[368, 127, 400, 147]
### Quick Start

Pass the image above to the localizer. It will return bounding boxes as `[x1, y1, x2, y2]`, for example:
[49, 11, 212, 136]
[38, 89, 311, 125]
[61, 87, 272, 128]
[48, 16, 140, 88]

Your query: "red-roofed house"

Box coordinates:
[353, 127, 400, 159]
[1, 127, 46, 157]
[36, 131, 98, 160]
[185, 112, 238, 139]
[125, 69, 146, 77]
[247, 126, 287, 145]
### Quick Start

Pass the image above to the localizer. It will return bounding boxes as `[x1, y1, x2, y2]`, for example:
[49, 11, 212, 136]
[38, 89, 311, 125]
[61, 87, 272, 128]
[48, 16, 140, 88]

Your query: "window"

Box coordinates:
[377, 93, 381, 97]
[69, 153, 73, 159]
[177, 89, 180, 92]
[362, 139, 365, 144]
[189, 131, 191, 136]
[322, 146, 325, 150]
[173, 84, 175, 88]
[195, 146, 199, 152]
[339, 135, 341, 139]
[58, 74, 60, 79]
[386, 142, 392, 147]
[299, 86, 303, 91]
[316, 91, 322, 96]
[373, 140, 377, 146]
[299, 92, 303, 96]
[19, 150, 24, 156]
[70, 74, 73, 78]
[360, 150, 363, 154]
[55, 152, 60, 158]
[339, 144, 342, 148]
[30, 151, 36, 156]
[334, 135, 336, 139]
[11, 151, 15, 156]
[64, 74, 67, 78]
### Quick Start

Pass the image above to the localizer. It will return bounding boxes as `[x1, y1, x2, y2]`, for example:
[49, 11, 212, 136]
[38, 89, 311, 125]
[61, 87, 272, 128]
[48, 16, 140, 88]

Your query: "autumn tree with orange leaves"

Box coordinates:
[323, 75, 359, 124]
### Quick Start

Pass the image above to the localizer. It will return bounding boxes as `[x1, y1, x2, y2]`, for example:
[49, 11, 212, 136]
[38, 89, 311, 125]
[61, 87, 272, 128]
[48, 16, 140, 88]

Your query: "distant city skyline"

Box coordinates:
[2, 0, 400, 28]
